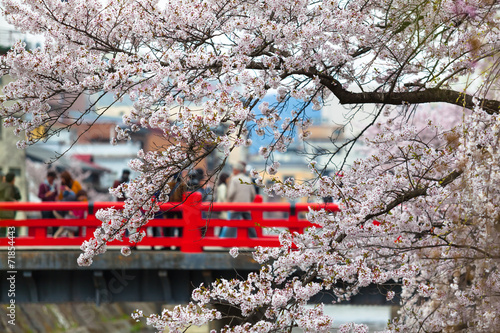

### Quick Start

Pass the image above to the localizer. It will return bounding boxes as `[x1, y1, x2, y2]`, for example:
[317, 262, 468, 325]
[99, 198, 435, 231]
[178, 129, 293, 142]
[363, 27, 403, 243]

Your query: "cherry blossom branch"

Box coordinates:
[364, 169, 462, 221]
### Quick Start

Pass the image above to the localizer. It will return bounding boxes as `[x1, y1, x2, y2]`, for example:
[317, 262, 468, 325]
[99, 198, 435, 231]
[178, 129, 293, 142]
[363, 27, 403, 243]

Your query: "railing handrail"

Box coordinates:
[0, 200, 338, 213]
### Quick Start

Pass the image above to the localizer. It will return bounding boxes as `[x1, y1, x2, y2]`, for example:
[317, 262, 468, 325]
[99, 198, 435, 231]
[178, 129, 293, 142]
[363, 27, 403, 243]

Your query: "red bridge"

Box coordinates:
[0, 192, 339, 251]
[0, 194, 396, 306]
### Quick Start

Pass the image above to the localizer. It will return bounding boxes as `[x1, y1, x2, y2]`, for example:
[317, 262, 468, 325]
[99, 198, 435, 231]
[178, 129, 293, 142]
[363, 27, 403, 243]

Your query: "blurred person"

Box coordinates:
[212, 172, 229, 236]
[53, 189, 87, 238]
[38, 171, 58, 219]
[58, 170, 82, 201]
[74, 189, 89, 238]
[0, 173, 21, 207]
[53, 173, 80, 236]
[152, 173, 187, 250]
[53, 185, 76, 219]
[186, 168, 212, 200]
[71, 190, 88, 220]
[186, 169, 200, 192]
[0, 173, 21, 236]
[54, 190, 88, 238]
[113, 169, 130, 202]
[220, 162, 256, 238]
[165, 174, 187, 236]
[214, 173, 229, 220]
[195, 168, 212, 201]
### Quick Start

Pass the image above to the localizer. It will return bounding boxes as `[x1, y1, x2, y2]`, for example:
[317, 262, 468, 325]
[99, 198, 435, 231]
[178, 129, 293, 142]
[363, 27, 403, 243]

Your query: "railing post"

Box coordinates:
[180, 192, 203, 252]
[27, 220, 47, 239]
[33, 224, 47, 240]
[252, 195, 264, 237]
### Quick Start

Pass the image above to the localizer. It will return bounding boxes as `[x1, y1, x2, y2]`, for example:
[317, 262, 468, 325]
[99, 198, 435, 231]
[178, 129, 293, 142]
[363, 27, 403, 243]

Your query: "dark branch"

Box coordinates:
[272, 66, 500, 114]
[324, 80, 500, 115]
[365, 170, 463, 221]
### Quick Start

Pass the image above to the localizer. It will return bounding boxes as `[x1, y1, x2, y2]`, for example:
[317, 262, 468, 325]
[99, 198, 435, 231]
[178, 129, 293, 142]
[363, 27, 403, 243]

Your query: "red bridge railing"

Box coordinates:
[0, 192, 339, 252]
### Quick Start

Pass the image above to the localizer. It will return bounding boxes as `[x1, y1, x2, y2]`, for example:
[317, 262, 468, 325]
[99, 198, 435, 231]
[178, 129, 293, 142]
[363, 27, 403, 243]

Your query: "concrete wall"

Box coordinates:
[0, 302, 208, 333]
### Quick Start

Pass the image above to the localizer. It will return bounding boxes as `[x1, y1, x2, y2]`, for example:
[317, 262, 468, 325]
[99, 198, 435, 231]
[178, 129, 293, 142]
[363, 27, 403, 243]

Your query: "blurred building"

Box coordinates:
[0, 74, 29, 205]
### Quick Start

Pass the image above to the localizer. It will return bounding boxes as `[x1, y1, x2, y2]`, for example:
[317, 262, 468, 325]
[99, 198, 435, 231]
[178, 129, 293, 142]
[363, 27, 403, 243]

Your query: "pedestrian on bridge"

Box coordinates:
[38, 171, 58, 219]
[160, 173, 187, 239]
[38, 170, 59, 236]
[58, 171, 83, 201]
[0, 173, 21, 219]
[0, 172, 21, 236]
[52, 171, 83, 238]
[220, 162, 256, 238]
[214, 172, 229, 220]
[53, 189, 88, 238]
[113, 169, 130, 202]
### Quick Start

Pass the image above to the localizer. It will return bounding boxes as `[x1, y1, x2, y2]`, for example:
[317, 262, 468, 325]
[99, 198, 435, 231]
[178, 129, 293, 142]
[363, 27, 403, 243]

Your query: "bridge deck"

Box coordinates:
[0, 250, 261, 304]
[0, 250, 398, 306]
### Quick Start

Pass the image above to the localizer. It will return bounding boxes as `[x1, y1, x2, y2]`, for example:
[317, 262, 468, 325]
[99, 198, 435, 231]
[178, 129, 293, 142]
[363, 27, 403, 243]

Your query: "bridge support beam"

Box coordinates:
[0, 251, 261, 304]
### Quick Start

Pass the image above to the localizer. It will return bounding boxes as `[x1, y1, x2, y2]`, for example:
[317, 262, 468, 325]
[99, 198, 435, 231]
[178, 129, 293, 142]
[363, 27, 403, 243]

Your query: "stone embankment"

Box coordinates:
[1, 302, 208, 333]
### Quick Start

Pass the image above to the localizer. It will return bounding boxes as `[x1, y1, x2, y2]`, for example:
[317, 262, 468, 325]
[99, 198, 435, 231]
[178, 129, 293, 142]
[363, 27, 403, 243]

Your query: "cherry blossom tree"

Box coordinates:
[1, 0, 500, 331]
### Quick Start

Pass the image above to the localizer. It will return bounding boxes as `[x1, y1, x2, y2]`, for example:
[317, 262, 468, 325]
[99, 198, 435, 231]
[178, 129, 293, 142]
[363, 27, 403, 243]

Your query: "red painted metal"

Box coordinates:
[0, 193, 339, 252]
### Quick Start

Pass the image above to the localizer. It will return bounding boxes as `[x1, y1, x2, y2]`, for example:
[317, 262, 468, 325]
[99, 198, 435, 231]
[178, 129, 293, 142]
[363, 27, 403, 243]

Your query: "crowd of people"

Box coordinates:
[36, 170, 88, 238]
[0, 170, 88, 238]
[1, 162, 260, 241]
